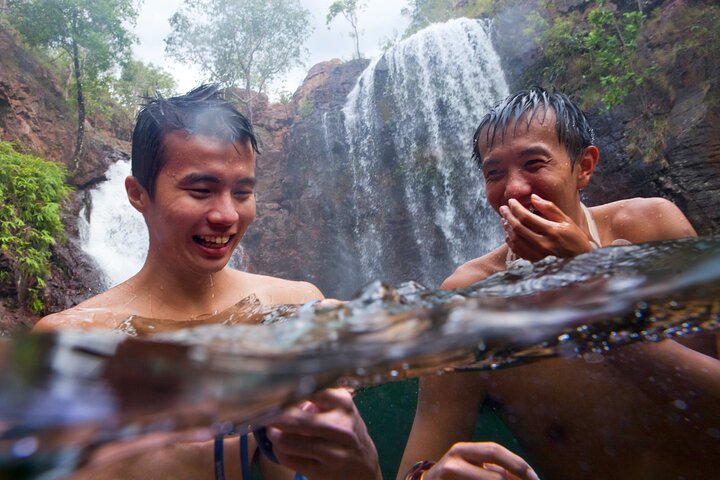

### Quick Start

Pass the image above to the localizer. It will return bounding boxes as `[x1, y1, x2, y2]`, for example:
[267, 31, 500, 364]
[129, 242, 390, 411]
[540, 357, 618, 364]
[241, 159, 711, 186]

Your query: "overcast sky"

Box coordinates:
[132, 0, 410, 97]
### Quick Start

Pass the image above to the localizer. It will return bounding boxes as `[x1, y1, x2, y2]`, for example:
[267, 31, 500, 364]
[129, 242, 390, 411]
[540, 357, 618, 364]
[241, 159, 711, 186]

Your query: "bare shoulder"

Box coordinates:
[33, 291, 124, 332]
[441, 245, 508, 290]
[594, 197, 697, 244]
[229, 269, 324, 305]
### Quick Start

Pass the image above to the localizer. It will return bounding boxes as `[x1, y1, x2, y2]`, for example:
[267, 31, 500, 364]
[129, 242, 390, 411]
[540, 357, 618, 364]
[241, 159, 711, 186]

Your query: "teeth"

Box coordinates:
[198, 235, 230, 245]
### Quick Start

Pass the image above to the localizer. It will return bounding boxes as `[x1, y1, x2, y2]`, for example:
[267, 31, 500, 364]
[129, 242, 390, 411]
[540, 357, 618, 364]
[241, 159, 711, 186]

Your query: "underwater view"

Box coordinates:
[1, 1, 719, 479]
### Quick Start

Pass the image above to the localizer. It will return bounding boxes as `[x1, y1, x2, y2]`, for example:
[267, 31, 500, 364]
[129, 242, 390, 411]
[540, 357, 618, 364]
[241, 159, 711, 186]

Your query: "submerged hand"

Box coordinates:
[266, 388, 381, 480]
[424, 442, 540, 480]
[501, 195, 594, 262]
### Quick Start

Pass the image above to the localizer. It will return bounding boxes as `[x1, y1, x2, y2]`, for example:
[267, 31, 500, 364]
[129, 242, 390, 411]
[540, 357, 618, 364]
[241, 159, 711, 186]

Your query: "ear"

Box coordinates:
[575, 145, 599, 190]
[125, 176, 150, 213]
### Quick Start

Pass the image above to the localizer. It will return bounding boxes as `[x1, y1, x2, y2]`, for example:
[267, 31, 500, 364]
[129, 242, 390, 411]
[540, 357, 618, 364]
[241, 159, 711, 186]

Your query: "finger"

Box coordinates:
[530, 194, 567, 223]
[269, 429, 345, 463]
[316, 298, 345, 309]
[266, 409, 355, 444]
[507, 198, 555, 235]
[306, 387, 355, 411]
[501, 206, 551, 260]
[454, 443, 540, 480]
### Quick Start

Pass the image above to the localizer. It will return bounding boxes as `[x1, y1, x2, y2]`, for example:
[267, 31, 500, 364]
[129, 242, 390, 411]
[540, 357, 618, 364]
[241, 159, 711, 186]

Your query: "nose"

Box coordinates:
[207, 193, 239, 225]
[503, 170, 531, 204]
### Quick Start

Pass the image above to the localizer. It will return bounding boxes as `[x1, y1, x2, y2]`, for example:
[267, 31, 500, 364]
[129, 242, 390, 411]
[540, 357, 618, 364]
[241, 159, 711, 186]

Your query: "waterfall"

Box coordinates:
[80, 17, 509, 292]
[79, 160, 147, 288]
[342, 18, 508, 287]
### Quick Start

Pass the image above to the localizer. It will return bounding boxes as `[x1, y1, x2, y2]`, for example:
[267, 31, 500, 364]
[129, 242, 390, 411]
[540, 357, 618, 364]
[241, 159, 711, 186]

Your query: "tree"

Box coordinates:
[326, 0, 366, 60]
[114, 60, 177, 117]
[165, 0, 312, 123]
[6, 0, 139, 171]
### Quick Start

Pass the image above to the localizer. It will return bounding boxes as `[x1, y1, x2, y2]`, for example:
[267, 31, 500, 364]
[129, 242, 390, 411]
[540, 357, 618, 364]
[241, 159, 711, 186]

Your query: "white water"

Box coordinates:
[343, 18, 508, 286]
[79, 160, 147, 287]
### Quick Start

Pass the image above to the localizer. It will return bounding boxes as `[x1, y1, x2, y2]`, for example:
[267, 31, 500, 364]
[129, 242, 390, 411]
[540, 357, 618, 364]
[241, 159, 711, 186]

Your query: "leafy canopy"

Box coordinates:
[165, 0, 312, 118]
[113, 60, 178, 117]
[7, 0, 140, 166]
[0, 142, 72, 313]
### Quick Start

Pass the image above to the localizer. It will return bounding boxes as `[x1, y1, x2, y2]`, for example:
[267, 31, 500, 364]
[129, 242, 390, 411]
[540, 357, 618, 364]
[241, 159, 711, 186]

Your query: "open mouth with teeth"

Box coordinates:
[193, 235, 233, 249]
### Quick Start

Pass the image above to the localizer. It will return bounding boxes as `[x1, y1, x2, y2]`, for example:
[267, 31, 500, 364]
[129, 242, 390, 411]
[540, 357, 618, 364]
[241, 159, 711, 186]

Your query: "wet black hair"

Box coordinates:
[471, 86, 595, 169]
[131, 84, 259, 198]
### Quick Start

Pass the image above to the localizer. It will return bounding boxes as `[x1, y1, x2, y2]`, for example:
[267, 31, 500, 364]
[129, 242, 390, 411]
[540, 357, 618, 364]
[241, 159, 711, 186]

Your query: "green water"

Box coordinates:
[355, 379, 530, 480]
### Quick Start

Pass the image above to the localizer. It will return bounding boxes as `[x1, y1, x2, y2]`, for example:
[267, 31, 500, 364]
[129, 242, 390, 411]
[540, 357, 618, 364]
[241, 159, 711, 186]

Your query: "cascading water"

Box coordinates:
[343, 18, 508, 288]
[79, 160, 147, 287]
[80, 18, 509, 291]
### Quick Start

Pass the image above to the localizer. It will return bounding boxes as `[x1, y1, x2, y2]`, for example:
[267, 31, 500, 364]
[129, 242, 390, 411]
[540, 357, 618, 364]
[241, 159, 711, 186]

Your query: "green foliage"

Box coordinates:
[6, 0, 138, 73]
[533, 1, 652, 111]
[6, 0, 140, 166]
[297, 97, 313, 118]
[166, 0, 312, 122]
[113, 60, 178, 117]
[326, 0, 366, 59]
[0, 142, 72, 313]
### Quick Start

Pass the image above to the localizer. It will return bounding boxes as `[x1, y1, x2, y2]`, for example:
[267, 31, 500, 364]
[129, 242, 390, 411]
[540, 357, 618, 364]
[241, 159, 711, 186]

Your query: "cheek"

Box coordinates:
[484, 182, 503, 211]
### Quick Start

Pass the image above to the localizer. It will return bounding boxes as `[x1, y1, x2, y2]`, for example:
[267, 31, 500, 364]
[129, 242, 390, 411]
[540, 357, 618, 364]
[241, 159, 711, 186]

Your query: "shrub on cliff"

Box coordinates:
[0, 142, 72, 313]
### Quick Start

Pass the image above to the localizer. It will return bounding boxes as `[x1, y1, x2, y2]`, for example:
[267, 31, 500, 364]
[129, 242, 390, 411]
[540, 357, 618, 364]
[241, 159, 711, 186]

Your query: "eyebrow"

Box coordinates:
[179, 173, 256, 187]
[482, 145, 554, 167]
[518, 145, 553, 157]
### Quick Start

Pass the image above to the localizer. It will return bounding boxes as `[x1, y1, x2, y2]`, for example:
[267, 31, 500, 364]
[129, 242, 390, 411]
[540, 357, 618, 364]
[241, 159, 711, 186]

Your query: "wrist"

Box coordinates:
[404, 460, 435, 480]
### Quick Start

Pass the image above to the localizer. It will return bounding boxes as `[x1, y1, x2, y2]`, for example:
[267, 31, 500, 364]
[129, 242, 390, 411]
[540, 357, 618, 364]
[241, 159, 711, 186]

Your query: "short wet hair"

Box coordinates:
[472, 87, 594, 169]
[131, 84, 259, 198]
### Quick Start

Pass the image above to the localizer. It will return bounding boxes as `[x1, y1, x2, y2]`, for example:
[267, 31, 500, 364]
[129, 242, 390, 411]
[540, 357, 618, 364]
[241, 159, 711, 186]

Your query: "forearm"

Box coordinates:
[398, 372, 484, 479]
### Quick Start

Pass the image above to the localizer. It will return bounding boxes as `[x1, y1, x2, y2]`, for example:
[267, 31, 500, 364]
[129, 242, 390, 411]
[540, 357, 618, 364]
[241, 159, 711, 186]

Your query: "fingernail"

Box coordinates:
[527, 468, 541, 480]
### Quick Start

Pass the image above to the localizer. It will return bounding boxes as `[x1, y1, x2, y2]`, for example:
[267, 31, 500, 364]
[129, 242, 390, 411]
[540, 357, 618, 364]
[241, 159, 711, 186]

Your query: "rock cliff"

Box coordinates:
[2, 0, 719, 328]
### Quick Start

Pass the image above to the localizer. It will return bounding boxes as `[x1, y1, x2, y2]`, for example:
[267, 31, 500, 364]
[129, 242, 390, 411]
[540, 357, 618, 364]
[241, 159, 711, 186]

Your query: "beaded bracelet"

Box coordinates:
[404, 460, 436, 480]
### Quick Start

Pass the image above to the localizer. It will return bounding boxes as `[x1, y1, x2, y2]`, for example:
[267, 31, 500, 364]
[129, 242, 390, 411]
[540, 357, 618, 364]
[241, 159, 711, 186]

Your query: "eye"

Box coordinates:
[186, 188, 211, 198]
[525, 159, 546, 171]
[233, 190, 254, 200]
[483, 169, 503, 181]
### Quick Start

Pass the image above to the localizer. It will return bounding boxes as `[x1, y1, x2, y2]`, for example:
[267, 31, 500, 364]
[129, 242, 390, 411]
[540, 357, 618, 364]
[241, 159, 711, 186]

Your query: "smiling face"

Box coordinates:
[128, 130, 257, 276]
[478, 110, 593, 221]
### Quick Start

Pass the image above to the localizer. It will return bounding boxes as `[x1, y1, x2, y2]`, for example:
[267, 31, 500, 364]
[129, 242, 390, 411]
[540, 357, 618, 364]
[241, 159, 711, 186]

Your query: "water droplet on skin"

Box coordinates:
[583, 352, 604, 364]
[390, 370, 399, 378]
[673, 399, 688, 411]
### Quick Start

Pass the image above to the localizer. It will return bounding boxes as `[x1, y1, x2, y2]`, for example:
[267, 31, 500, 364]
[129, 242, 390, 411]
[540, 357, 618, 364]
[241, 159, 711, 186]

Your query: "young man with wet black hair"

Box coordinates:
[35, 85, 382, 480]
[399, 87, 720, 480]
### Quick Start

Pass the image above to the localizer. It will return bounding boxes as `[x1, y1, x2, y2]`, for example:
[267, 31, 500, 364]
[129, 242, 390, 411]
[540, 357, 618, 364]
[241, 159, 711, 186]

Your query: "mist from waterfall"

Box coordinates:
[342, 18, 508, 287]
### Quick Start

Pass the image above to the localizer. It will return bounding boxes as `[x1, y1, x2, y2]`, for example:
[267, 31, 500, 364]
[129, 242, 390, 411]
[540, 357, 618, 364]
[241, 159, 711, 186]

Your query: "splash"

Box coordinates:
[1, 237, 718, 478]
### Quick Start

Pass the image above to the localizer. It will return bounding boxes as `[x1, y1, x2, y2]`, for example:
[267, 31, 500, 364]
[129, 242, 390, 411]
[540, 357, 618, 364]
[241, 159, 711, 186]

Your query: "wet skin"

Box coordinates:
[35, 131, 380, 480]
[399, 113, 718, 480]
